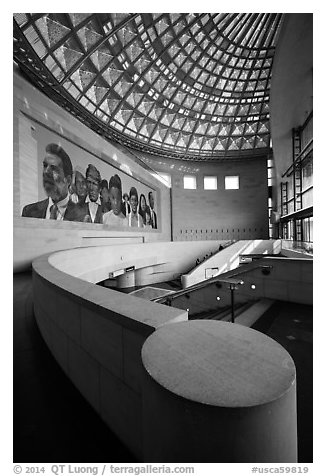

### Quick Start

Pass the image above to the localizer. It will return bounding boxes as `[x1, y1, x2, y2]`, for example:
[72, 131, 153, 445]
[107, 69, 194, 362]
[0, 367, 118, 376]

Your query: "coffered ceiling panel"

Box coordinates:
[14, 13, 283, 160]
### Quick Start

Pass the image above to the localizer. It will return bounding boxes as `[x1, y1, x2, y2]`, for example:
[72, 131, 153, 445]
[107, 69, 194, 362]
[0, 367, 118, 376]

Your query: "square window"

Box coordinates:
[183, 175, 197, 189]
[204, 176, 217, 190]
[225, 175, 239, 189]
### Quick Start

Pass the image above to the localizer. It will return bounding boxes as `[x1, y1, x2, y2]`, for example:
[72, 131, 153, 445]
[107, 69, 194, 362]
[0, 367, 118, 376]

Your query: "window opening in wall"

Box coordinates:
[279, 114, 313, 249]
[225, 175, 239, 189]
[183, 175, 197, 189]
[204, 176, 217, 190]
[268, 153, 274, 238]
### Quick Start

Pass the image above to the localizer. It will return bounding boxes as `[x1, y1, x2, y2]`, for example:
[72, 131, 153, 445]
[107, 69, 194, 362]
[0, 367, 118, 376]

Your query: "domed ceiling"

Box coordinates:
[13, 13, 284, 161]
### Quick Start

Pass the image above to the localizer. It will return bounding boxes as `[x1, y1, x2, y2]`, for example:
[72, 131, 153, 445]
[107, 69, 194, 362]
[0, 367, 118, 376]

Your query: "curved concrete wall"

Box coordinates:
[33, 241, 298, 462]
[33, 247, 189, 459]
[142, 320, 297, 463]
[48, 240, 224, 285]
[32, 240, 222, 459]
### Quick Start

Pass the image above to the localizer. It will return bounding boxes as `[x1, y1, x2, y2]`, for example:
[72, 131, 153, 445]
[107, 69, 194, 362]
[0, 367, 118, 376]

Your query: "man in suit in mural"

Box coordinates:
[122, 192, 130, 216]
[70, 169, 88, 205]
[76, 164, 103, 223]
[148, 191, 157, 229]
[22, 143, 76, 220]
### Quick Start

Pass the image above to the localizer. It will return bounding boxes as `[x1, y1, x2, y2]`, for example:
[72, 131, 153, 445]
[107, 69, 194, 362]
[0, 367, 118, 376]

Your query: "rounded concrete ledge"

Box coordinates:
[32, 243, 298, 462]
[32, 247, 190, 461]
[141, 320, 297, 463]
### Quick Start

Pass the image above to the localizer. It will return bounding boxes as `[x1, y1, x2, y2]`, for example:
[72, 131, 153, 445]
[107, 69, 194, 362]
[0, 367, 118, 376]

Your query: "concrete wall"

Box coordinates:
[48, 240, 225, 285]
[33, 251, 188, 460]
[181, 239, 282, 288]
[33, 242, 299, 462]
[270, 14, 313, 211]
[169, 255, 312, 318]
[142, 154, 269, 241]
[13, 67, 172, 272]
[214, 257, 312, 306]
[141, 320, 297, 463]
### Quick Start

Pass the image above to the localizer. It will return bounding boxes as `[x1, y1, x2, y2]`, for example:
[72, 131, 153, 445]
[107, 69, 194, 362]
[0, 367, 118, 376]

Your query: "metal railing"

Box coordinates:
[153, 263, 273, 323]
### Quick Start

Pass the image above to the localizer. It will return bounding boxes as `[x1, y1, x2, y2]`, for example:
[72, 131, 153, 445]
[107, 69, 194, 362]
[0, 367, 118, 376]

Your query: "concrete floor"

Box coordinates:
[252, 300, 313, 462]
[14, 272, 312, 462]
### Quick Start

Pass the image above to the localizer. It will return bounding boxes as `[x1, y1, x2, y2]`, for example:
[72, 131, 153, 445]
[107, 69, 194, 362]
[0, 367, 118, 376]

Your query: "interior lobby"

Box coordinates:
[13, 12, 313, 464]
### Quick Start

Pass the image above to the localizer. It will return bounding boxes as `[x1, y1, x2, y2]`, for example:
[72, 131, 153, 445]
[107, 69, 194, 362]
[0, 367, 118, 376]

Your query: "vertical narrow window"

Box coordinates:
[183, 175, 197, 189]
[204, 176, 217, 190]
[225, 175, 239, 189]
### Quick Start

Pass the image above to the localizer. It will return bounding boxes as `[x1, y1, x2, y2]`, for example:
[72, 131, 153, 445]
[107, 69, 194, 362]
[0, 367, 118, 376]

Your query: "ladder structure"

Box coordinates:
[292, 128, 302, 241]
[280, 181, 288, 238]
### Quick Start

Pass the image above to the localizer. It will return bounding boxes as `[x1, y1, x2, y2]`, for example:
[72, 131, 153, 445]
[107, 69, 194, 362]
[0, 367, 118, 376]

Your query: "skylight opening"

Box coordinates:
[15, 12, 280, 158]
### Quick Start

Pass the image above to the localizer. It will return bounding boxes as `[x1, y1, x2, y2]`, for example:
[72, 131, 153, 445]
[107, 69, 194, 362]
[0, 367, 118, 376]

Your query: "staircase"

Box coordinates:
[189, 300, 255, 322]
[189, 298, 274, 327]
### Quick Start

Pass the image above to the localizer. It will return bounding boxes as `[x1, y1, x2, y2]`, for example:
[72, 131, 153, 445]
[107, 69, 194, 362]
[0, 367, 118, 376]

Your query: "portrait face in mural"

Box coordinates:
[145, 206, 152, 226]
[86, 164, 101, 202]
[107, 174, 122, 216]
[139, 194, 147, 213]
[100, 179, 111, 214]
[148, 191, 157, 229]
[149, 191, 155, 210]
[101, 184, 110, 205]
[42, 149, 71, 203]
[129, 190, 138, 214]
[109, 187, 122, 216]
[75, 171, 87, 202]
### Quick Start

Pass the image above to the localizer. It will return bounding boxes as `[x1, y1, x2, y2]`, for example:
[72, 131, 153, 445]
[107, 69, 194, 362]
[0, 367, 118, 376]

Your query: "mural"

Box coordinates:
[20, 119, 158, 230]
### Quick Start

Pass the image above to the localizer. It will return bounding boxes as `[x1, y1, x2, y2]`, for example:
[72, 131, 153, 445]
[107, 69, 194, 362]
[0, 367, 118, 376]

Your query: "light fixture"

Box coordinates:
[216, 296, 221, 301]
[251, 284, 256, 290]
[261, 265, 272, 275]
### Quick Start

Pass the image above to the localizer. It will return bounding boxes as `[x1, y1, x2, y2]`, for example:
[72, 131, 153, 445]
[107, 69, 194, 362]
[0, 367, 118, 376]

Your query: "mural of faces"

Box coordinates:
[145, 209, 152, 226]
[130, 194, 138, 214]
[22, 140, 158, 230]
[109, 187, 122, 216]
[42, 153, 70, 203]
[149, 191, 155, 209]
[87, 175, 100, 202]
[101, 186, 110, 206]
[139, 194, 147, 213]
[75, 171, 87, 201]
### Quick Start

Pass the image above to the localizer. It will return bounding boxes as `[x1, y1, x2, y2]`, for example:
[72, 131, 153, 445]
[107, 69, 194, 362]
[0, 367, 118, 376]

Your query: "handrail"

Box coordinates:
[153, 264, 273, 304]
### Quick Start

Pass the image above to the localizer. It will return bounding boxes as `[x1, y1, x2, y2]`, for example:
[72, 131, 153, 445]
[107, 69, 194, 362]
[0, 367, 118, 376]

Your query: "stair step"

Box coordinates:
[235, 298, 275, 327]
